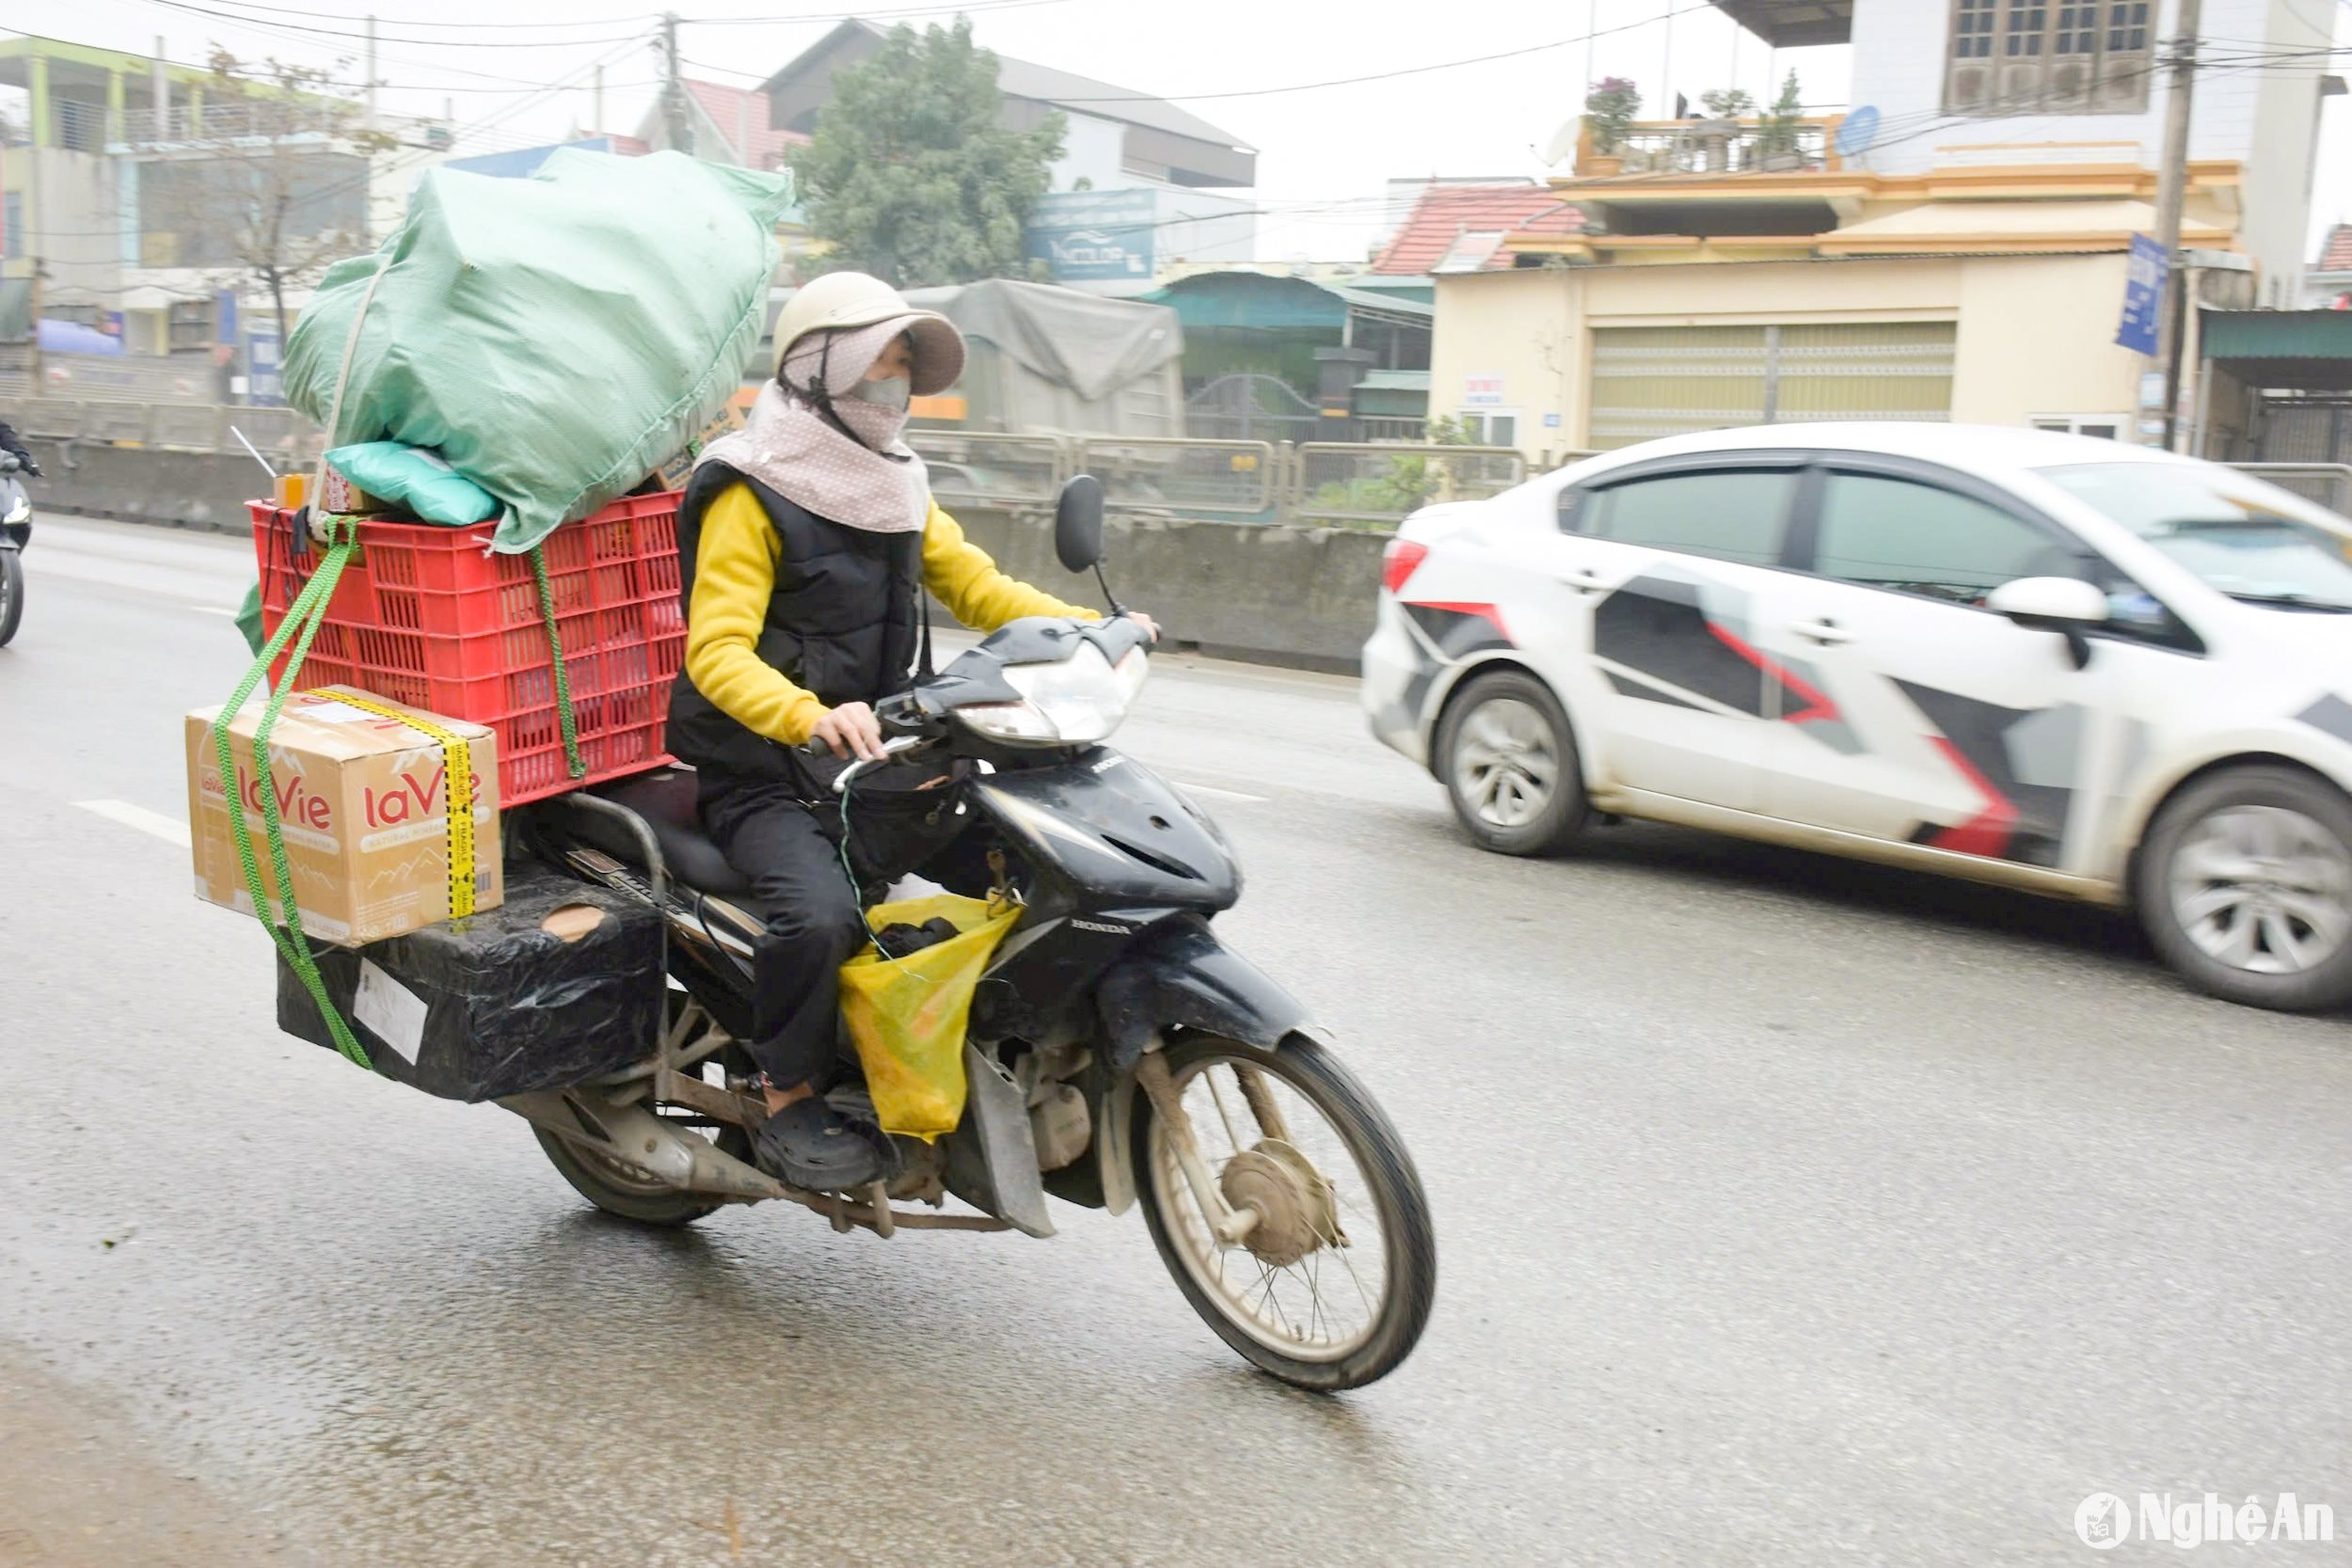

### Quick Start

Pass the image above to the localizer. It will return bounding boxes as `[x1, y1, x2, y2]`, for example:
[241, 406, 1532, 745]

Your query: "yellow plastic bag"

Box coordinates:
[837, 893, 1024, 1139]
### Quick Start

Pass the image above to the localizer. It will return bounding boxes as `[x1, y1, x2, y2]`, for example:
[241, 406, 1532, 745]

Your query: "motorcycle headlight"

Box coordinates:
[3, 495, 25, 526]
[956, 643, 1148, 747]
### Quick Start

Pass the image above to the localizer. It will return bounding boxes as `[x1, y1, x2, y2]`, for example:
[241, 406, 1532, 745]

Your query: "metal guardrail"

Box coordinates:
[1294, 443, 1527, 525]
[1080, 436, 1277, 515]
[11, 393, 1561, 526]
[909, 431, 1068, 508]
[2227, 463, 2352, 515]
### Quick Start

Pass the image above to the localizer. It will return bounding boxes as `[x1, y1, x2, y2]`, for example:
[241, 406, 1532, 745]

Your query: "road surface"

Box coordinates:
[3, 517, 2348, 1566]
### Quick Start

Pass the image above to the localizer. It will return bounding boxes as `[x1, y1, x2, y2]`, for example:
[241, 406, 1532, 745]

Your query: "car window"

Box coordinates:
[1813, 471, 2080, 606]
[1581, 469, 1796, 568]
[2037, 461, 2352, 613]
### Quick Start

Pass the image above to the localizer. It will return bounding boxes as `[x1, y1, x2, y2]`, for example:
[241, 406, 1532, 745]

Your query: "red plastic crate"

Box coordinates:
[251, 495, 687, 806]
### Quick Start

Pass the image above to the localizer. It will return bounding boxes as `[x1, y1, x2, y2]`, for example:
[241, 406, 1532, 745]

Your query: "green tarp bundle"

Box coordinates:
[283, 149, 791, 554]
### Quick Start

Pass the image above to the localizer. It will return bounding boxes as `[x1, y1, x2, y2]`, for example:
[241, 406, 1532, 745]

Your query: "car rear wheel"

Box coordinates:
[2136, 765, 2352, 1011]
[1435, 670, 1588, 855]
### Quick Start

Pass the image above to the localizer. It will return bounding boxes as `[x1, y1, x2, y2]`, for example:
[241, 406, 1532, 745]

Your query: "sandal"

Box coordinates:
[754, 1092, 902, 1193]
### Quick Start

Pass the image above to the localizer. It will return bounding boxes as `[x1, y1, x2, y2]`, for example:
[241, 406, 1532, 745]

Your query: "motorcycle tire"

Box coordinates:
[0, 548, 22, 647]
[1135, 1032, 1437, 1392]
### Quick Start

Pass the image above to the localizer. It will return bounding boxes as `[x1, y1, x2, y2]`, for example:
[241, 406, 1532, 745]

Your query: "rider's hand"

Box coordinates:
[1126, 610, 1161, 644]
[810, 701, 887, 763]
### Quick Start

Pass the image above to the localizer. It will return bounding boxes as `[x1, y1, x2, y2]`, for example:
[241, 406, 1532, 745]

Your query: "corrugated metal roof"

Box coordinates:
[1372, 184, 1583, 276]
[2202, 309, 2352, 361]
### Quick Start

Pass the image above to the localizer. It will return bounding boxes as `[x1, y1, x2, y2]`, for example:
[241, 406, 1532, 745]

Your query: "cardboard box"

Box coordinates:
[186, 687, 503, 945]
[318, 465, 390, 515]
[655, 395, 752, 490]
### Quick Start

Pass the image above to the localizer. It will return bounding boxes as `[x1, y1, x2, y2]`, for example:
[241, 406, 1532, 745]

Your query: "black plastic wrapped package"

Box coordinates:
[278, 865, 664, 1101]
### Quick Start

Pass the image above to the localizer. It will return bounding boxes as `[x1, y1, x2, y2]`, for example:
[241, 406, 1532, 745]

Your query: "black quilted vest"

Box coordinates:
[664, 463, 923, 786]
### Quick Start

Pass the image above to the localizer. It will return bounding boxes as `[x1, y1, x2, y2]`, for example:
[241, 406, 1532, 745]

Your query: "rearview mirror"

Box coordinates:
[1055, 474, 1104, 575]
[1988, 576, 2108, 670]
[1986, 576, 2110, 626]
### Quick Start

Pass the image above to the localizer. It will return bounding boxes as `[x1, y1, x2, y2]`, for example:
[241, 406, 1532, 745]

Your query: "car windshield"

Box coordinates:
[2038, 462, 2352, 612]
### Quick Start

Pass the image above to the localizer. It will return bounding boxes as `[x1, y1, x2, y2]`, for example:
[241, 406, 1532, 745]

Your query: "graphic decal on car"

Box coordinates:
[1895, 683, 2082, 867]
[1591, 571, 1865, 752]
[1379, 601, 1518, 744]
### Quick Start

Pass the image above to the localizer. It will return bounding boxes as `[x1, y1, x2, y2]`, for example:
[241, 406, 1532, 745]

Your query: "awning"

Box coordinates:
[2201, 309, 2352, 393]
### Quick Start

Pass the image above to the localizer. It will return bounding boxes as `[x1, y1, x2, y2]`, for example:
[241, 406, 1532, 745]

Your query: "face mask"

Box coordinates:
[832, 386, 909, 451]
[844, 374, 912, 413]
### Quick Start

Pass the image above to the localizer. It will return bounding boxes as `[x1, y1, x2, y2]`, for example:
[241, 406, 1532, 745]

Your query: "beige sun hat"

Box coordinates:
[771, 271, 966, 395]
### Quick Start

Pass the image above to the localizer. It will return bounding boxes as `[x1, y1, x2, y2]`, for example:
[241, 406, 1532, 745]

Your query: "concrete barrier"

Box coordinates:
[29, 444, 1384, 672]
[27, 438, 267, 535]
[948, 506, 1380, 673]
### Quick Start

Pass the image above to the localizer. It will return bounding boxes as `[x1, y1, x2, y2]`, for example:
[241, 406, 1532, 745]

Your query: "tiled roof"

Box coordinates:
[2319, 222, 2352, 273]
[685, 78, 806, 170]
[1371, 183, 1583, 275]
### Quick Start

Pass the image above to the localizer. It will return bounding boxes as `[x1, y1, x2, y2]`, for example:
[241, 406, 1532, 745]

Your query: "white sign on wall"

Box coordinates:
[1464, 373, 1504, 406]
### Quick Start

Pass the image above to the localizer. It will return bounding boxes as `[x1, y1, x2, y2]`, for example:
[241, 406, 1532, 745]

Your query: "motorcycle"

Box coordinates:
[510, 477, 1437, 1391]
[0, 453, 30, 647]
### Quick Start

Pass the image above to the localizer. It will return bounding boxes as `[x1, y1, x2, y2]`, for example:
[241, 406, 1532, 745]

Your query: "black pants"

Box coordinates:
[700, 770, 980, 1088]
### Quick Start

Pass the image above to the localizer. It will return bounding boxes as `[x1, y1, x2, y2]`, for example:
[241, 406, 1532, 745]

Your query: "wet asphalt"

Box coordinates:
[3, 516, 2350, 1567]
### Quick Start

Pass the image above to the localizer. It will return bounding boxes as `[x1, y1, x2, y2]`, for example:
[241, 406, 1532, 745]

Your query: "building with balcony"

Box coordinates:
[1429, 0, 2339, 461]
[1, 34, 441, 398]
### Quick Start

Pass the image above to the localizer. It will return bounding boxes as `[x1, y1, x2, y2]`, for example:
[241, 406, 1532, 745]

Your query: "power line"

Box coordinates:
[140, 0, 650, 49]
[1047, 2, 1719, 104]
[163, 0, 660, 27]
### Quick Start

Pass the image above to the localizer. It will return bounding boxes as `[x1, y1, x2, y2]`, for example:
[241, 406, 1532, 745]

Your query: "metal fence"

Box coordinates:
[2228, 463, 2352, 515]
[10, 393, 1572, 526]
[1295, 443, 1528, 524]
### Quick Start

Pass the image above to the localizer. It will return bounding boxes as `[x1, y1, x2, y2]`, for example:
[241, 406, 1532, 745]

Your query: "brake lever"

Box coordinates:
[831, 734, 930, 796]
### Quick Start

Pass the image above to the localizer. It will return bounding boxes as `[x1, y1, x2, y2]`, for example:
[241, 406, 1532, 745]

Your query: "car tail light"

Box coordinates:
[1381, 539, 1429, 595]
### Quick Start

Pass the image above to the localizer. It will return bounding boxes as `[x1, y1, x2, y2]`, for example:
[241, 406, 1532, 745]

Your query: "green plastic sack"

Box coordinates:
[284, 149, 791, 555]
[326, 442, 501, 525]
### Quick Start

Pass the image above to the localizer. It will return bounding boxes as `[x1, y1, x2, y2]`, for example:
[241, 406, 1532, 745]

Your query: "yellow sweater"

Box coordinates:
[685, 482, 1098, 746]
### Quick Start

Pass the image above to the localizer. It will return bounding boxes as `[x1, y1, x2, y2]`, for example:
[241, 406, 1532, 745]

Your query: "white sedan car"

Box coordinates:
[1364, 423, 2352, 1011]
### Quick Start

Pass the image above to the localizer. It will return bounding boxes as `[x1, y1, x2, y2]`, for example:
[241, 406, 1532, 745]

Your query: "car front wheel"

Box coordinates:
[1434, 670, 1588, 856]
[2136, 764, 2352, 1011]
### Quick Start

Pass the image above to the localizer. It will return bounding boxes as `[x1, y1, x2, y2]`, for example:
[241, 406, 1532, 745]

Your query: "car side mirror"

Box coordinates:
[1054, 474, 1105, 575]
[1987, 576, 2108, 669]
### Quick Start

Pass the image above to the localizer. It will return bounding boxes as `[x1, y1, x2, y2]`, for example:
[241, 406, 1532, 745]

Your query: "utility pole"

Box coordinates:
[592, 64, 605, 135]
[364, 15, 378, 130]
[660, 12, 693, 156]
[2152, 0, 2201, 451]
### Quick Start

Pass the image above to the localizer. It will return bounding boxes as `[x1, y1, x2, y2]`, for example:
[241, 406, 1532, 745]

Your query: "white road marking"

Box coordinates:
[188, 604, 240, 617]
[1174, 781, 1268, 804]
[75, 799, 192, 847]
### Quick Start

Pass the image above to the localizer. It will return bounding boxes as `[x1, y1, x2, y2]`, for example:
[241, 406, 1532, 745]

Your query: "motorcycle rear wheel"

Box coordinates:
[0, 548, 22, 647]
[1136, 1033, 1436, 1391]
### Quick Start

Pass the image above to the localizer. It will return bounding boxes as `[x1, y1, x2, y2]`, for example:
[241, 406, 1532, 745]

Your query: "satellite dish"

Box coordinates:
[1835, 105, 1882, 160]
[1539, 117, 1583, 167]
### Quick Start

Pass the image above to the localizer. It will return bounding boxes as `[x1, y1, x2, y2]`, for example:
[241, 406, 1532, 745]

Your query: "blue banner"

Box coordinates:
[2116, 232, 2167, 356]
[1025, 189, 1155, 282]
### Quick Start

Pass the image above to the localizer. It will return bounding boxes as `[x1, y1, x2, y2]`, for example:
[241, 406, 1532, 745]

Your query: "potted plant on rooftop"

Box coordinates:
[1757, 70, 1807, 170]
[1694, 87, 1755, 171]
[1582, 76, 1640, 176]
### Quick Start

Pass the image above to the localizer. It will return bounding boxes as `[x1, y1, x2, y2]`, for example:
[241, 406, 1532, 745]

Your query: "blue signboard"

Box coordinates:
[2116, 232, 2168, 356]
[245, 325, 284, 406]
[1025, 189, 1155, 282]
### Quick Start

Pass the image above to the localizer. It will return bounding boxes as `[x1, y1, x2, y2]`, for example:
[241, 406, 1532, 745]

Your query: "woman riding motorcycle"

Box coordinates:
[665, 272, 1153, 1193]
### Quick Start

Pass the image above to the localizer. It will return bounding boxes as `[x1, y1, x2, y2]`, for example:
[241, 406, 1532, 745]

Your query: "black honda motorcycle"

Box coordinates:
[0, 452, 30, 647]
[512, 478, 1436, 1390]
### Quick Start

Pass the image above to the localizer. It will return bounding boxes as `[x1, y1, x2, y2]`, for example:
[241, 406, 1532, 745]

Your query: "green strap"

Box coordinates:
[530, 542, 586, 781]
[209, 515, 371, 1070]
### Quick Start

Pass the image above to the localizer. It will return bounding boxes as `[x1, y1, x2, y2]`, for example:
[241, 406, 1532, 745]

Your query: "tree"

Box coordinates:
[152, 50, 396, 349]
[788, 19, 1064, 287]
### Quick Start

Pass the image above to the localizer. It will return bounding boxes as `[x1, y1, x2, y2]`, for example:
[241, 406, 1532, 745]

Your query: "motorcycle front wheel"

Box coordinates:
[0, 548, 22, 646]
[1135, 1033, 1436, 1391]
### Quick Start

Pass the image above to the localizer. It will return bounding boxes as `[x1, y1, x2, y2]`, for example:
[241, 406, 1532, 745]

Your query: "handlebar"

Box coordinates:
[795, 726, 933, 794]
